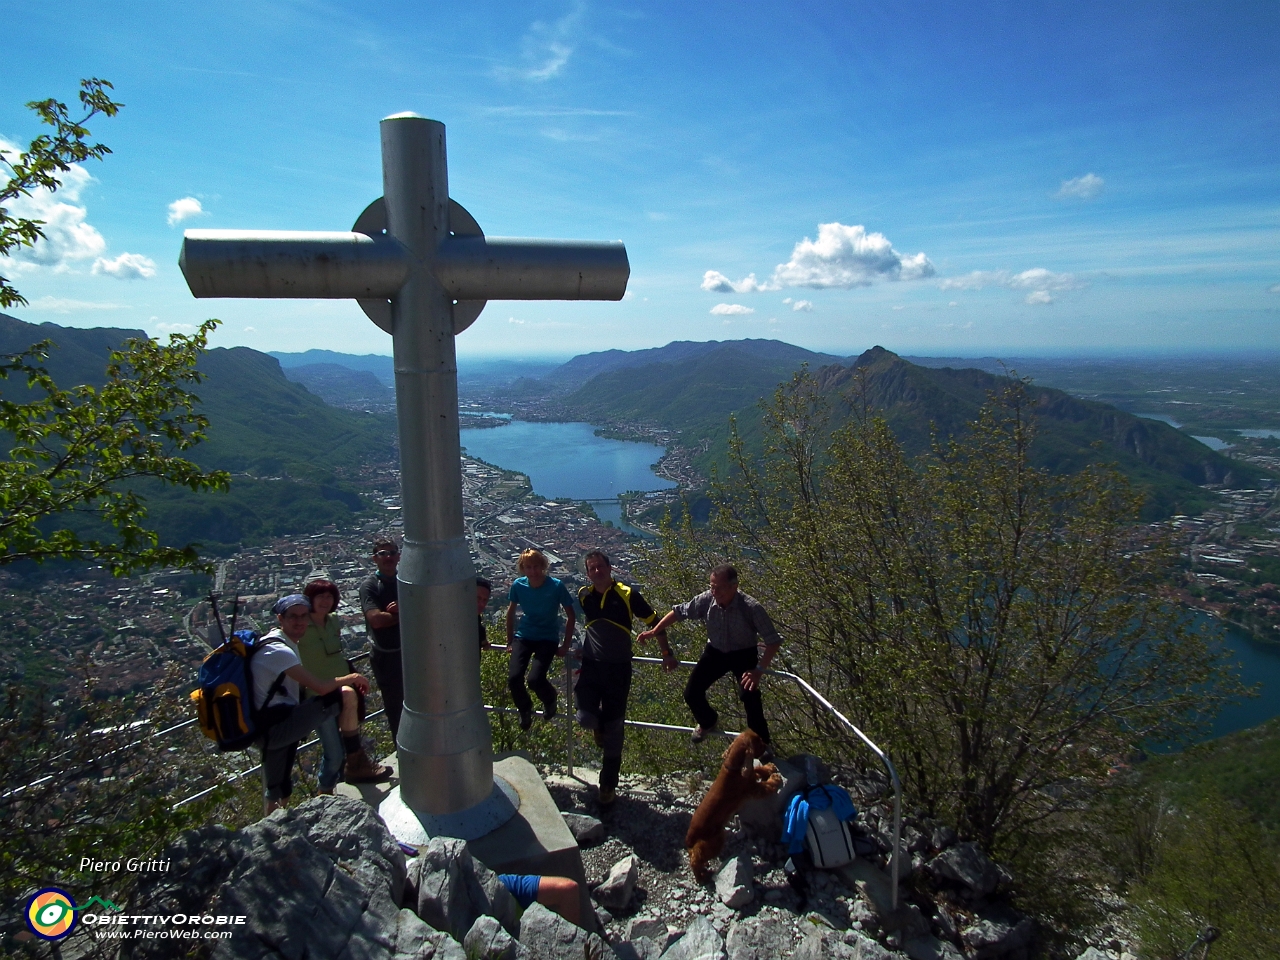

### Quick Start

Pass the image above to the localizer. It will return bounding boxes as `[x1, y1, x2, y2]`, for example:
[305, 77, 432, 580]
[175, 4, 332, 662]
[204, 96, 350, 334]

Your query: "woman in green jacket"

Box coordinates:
[301, 579, 390, 787]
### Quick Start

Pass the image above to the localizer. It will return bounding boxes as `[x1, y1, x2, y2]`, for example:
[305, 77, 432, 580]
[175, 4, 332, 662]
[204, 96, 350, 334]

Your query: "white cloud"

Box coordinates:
[167, 197, 204, 226]
[770, 222, 935, 288]
[496, 1, 585, 82]
[243, 326, 257, 333]
[939, 268, 1084, 304]
[1005, 268, 1083, 292]
[1269, 283, 1280, 294]
[155, 322, 195, 332]
[702, 223, 933, 296]
[790, 299, 813, 312]
[93, 252, 157, 280]
[892, 305, 904, 311]
[702, 270, 776, 293]
[710, 303, 754, 316]
[1055, 173, 1105, 201]
[27, 296, 127, 312]
[939, 270, 1009, 291]
[0, 138, 106, 271]
[948, 301, 957, 307]
[508, 316, 526, 324]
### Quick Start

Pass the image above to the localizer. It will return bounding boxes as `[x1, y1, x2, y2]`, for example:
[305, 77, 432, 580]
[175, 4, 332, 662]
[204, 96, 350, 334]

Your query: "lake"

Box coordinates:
[459, 420, 675, 537]
[462, 418, 1280, 739]
[1211, 621, 1280, 739]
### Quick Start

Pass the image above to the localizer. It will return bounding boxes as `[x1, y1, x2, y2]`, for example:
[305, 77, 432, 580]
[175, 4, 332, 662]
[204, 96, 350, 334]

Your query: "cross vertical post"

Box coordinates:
[380, 115, 491, 816]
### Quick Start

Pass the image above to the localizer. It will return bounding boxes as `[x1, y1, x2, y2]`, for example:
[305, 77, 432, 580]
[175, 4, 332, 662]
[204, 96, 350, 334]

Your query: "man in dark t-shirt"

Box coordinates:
[575, 549, 673, 807]
[359, 538, 404, 740]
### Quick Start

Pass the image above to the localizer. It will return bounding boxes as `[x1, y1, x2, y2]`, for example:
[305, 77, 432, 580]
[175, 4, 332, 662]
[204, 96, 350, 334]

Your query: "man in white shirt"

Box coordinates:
[255, 594, 384, 815]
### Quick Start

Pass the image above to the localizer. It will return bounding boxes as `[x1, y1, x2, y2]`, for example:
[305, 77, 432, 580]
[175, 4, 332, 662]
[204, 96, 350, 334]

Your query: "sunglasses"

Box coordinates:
[374, 550, 400, 558]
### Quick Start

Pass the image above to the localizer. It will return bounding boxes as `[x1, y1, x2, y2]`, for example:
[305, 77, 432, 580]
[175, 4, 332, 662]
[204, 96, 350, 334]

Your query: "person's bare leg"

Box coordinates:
[338, 686, 360, 734]
[536, 876, 581, 927]
[264, 798, 284, 816]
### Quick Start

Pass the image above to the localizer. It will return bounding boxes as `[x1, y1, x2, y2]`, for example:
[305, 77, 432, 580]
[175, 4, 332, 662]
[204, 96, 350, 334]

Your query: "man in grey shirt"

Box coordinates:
[638, 563, 781, 745]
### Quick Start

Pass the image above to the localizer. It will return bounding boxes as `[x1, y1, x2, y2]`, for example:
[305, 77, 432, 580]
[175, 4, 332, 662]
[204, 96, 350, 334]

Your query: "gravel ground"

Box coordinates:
[545, 768, 869, 949]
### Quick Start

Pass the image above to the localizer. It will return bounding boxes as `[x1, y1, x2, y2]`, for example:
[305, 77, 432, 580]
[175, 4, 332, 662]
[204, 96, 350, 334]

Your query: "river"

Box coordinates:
[461, 418, 1280, 739]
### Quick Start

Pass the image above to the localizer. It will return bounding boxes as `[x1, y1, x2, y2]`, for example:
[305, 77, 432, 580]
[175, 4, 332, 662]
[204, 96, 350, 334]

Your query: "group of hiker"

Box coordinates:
[244, 537, 783, 814]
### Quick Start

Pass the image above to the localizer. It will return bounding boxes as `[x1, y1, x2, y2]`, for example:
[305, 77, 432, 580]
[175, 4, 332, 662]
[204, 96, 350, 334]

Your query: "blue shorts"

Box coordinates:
[498, 873, 541, 908]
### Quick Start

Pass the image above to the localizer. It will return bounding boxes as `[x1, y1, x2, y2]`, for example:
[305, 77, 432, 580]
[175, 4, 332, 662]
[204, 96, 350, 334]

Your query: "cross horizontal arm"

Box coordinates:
[436, 237, 629, 301]
[180, 231, 629, 302]
[180, 230, 409, 299]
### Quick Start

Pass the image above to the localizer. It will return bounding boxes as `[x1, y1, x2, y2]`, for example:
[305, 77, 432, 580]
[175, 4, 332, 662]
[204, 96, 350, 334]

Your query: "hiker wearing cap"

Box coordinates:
[575, 549, 672, 808]
[256, 595, 389, 816]
[300, 579, 389, 790]
[359, 538, 404, 740]
[638, 563, 782, 747]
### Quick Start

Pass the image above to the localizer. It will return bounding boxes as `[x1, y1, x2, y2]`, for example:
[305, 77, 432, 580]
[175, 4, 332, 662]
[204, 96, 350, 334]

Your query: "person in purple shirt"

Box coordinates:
[639, 563, 782, 746]
[505, 548, 576, 731]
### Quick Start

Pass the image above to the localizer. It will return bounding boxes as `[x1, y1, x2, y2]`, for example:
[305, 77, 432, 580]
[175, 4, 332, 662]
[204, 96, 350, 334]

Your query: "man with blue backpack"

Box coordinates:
[255, 594, 389, 815]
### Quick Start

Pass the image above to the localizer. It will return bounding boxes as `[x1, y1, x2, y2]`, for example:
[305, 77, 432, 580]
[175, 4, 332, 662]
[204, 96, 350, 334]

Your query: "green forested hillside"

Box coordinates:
[0, 315, 395, 553]
[563, 342, 1270, 518]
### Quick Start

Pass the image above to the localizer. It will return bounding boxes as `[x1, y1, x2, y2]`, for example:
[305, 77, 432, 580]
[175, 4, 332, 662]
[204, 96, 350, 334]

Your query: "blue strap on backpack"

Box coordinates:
[190, 629, 287, 751]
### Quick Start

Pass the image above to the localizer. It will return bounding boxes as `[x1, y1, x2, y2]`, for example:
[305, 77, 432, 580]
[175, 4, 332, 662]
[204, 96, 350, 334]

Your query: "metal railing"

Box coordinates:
[36, 643, 903, 907]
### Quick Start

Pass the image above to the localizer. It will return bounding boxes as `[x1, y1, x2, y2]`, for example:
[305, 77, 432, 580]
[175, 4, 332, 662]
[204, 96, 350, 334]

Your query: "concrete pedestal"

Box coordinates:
[339, 752, 594, 932]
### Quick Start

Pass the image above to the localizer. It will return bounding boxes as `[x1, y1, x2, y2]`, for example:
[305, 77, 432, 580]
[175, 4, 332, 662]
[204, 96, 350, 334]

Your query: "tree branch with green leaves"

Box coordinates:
[1, 78, 229, 574]
[0, 319, 230, 573]
[0, 78, 121, 309]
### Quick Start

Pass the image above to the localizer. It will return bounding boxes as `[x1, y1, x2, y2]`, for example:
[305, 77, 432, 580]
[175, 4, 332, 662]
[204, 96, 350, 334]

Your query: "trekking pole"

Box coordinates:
[208, 592, 227, 646]
[228, 594, 241, 635]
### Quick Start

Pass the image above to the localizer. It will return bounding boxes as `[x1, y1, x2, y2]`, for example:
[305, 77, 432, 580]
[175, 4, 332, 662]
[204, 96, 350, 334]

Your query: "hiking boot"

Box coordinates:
[542, 700, 557, 722]
[317, 785, 335, 796]
[344, 748, 393, 784]
[518, 709, 533, 732]
[690, 723, 717, 744]
[598, 787, 617, 809]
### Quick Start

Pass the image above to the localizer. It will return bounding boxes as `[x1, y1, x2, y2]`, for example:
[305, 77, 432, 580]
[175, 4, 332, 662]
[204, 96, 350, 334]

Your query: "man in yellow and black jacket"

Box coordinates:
[576, 549, 675, 808]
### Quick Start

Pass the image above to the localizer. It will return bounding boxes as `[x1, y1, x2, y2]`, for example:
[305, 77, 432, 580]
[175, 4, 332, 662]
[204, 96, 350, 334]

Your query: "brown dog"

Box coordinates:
[686, 729, 784, 882]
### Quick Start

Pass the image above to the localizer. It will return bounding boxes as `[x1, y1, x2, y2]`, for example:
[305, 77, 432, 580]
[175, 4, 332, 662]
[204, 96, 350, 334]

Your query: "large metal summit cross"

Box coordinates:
[180, 113, 629, 838]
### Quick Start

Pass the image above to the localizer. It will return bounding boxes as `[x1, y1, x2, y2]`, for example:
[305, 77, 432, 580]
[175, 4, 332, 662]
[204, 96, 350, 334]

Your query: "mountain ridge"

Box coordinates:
[554, 341, 1268, 518]
[1, 314, 393, 552]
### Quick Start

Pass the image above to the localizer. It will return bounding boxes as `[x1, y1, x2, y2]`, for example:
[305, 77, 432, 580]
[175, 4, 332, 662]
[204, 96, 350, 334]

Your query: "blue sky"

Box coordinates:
[2, 1, 1278, 359]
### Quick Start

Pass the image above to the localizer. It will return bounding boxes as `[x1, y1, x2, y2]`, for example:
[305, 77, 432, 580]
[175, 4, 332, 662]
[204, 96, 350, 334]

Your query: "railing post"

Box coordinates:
[563, 655, 574, 779]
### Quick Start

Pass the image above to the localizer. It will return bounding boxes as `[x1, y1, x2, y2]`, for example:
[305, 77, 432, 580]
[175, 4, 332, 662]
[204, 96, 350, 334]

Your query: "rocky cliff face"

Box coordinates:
[109, 779, 1118, 960]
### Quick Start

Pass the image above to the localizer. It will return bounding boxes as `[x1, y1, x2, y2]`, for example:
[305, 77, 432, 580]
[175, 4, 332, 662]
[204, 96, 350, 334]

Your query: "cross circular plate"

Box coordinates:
[352, 197, 488, 335]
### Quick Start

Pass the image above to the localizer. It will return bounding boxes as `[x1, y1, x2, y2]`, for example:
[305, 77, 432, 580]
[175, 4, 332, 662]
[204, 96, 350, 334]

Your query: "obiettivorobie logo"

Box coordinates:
[25, 888, 122, 941]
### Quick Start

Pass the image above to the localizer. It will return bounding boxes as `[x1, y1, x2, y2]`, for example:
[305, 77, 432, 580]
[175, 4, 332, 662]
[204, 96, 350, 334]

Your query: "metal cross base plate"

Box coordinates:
[378, 775, 521, 844]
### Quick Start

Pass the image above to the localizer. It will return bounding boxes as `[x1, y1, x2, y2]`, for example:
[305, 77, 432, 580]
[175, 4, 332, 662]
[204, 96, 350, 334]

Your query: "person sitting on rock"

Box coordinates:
[497, 874, 581, 927]
[299, 578, 392, 792]
[256, 594, 390, 816]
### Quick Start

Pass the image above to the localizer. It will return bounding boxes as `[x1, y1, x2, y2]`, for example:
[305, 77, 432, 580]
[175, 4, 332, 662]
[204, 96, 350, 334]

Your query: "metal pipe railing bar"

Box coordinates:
[165, 642, 902, 907]
[170, 705, 387, 810]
